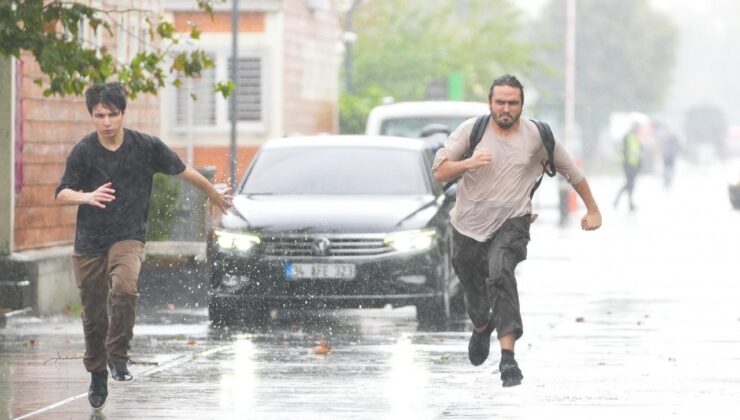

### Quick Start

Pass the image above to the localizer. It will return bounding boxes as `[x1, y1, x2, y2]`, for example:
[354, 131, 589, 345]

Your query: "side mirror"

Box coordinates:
[420, 123, 451, 138]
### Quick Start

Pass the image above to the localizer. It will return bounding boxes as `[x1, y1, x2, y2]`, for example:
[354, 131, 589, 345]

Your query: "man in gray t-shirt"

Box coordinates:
[433, 74, 602, 387]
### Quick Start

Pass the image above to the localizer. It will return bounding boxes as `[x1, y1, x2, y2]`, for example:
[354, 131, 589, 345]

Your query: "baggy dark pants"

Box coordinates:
[451, 215, 531, 340]
[72, 240, 144, 373]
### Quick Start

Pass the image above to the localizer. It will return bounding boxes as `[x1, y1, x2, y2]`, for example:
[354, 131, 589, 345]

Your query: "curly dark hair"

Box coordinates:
[488, 74, 524, 104]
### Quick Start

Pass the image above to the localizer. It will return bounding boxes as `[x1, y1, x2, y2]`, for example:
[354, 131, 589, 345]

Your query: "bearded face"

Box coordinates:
[489, 86, 523, 129]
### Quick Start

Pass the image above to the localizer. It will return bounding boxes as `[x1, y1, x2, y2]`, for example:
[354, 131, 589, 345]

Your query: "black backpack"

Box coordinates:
[443, 114, 557, 198]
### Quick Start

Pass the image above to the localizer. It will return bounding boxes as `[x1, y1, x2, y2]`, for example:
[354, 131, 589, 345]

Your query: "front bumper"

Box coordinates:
[209, 249, 444, 309]
[730, 183, 740, 209]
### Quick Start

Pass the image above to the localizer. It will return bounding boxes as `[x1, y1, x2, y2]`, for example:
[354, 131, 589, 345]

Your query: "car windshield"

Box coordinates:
[380, 116, 473, 138]
[242, 147, 429, 195]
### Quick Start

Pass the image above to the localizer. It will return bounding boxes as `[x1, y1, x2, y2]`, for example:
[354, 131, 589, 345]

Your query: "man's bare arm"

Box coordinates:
[571, 178, 602, 231]
[55, 182, 115, 208]
[177, 166, 233, 212]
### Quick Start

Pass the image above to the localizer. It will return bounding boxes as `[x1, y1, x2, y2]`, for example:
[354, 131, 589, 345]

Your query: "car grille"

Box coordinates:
[261, 234, 393, 258]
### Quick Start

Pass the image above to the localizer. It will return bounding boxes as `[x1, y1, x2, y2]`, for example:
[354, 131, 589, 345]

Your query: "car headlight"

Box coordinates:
[729, 173, 740, 187]
[214, 230, 260, 253]
[384, 229, 436, 252]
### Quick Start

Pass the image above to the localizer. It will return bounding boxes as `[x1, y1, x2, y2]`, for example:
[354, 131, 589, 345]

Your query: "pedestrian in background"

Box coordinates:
[613, 123, 642, 210]
[432, 74, 602, 387]
[55, 82, 233, 410]
[655, 121, 680, 188]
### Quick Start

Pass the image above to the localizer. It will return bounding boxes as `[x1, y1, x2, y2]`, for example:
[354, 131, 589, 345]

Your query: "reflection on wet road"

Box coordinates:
[3, 307, 479, 420]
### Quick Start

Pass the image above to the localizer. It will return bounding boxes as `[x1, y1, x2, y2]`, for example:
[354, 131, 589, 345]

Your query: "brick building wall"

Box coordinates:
[161, 1, 341, 185]
[169, 10, 267, 184]
[282, 2, 340, 136]
[13, 36, 161, 251]
[173, 12, 265, 33]
[11, 0, 169, 251]
[190, 146, 259, 185]
[11, 1, 341, 251]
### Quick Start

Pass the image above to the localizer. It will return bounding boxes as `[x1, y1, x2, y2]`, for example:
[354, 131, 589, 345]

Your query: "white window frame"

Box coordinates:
[117, 13, 128, 63]
[90, 0, 103, 54]
[171, 58, 218, 127]
[129, 12, 140, 58]
[169, 47, 269, 134]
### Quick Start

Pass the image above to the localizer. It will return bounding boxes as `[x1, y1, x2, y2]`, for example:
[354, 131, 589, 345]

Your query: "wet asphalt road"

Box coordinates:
[2, 162, 740, 419]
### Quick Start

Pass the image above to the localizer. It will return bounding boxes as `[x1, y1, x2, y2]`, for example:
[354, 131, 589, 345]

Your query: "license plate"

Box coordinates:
[284, 263, 356, 280]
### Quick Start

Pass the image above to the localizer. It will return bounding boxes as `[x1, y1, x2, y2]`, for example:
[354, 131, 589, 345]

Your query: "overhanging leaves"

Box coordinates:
[0, 0, 232, 98]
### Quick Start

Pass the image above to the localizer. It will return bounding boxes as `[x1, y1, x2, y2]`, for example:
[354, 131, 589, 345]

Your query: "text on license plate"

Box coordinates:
[284, 263, 356, 280]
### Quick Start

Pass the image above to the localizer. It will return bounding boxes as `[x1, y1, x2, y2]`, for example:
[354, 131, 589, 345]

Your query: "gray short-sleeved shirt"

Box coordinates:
[433, 117, 584, 241]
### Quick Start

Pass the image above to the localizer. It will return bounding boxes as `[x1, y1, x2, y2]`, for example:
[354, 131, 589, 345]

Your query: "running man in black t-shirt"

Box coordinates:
[55, 83, 233, 410]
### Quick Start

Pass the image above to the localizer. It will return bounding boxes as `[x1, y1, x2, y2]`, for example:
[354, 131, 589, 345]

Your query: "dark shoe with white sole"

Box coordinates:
[108, 360, 133, 381]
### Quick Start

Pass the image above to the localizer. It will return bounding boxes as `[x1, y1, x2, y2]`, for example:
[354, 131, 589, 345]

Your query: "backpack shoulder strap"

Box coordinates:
[463, 114, 491, 160]
[528, 119, 557, 198]
[529, 119, 556, 176]
[442, 114, 490, 191]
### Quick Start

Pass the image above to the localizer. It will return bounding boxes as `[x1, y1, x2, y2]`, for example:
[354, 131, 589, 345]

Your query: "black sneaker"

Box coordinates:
[499, 356, 523, 387]
[468, 323, 494, 366]
[88, 370, 108, 410]
[108, 360, 133, 381]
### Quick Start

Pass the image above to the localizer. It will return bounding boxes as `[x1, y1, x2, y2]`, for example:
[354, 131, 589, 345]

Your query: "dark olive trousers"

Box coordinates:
[72, 240, 144, 373]
[451, 215, 531, 340]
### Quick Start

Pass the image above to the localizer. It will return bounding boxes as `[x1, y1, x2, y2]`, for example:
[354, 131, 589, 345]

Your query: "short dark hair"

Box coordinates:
[488, 74, 524, 104]
[85, 82, 128, 115]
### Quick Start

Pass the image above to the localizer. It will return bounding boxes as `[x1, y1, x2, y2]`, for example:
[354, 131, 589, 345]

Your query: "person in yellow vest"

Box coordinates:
[613, 124, 642, 211]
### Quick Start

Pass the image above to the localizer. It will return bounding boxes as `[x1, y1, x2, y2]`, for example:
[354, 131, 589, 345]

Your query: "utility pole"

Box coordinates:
[343, 0, 362, 93]
[564, 0, 576, 147]
[229, 0, 239, 191]
[559, 0, 576, 227]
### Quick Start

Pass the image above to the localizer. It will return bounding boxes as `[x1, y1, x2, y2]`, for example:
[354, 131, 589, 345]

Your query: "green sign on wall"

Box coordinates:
[448, 71, 465, 101]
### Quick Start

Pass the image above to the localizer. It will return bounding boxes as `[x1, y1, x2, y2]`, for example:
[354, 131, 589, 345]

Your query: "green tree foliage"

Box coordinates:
[340, 0, 535, 133]
[532, 0, 677, 159]
[0, 0, 233, 98]
[339, 86, 386, 134]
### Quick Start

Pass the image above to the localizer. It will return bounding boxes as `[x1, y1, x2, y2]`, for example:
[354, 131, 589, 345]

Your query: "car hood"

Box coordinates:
[219, 194, 441, 234]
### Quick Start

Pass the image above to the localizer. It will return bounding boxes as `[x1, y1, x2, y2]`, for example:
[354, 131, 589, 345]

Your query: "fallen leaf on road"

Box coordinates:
[187, 339, 197, 346]
[313, 339, 331, 355]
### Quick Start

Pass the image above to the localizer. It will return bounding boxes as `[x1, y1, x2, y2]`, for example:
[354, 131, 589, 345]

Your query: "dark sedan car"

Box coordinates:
[207, 135, 461, 327]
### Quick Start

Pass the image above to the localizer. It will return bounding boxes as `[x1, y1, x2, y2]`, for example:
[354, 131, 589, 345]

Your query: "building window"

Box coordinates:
[171, 51, 266, 131]
[117, 14, 128, 63]
[129, 13, 140, 57]
[173, 65, 217, 126]
[228, 56, 262, 122]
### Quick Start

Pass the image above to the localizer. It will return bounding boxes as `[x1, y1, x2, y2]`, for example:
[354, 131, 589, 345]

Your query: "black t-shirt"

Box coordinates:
[56, 128, 186, 255]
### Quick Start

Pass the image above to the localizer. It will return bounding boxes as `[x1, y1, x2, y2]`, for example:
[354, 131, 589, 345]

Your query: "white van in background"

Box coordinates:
[365, 101, 488, 138]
